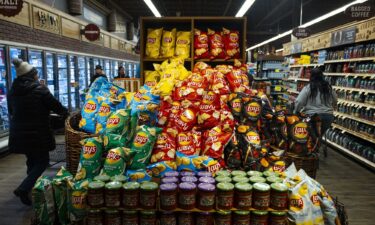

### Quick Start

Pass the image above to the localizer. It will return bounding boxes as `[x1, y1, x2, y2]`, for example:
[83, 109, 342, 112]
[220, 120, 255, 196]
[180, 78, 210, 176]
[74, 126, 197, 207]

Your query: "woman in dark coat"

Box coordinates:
[8, 59, 68, 205]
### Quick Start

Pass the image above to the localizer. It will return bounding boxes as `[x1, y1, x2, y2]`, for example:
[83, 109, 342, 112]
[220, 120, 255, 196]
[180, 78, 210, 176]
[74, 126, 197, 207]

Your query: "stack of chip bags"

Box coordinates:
[32, 176, 55, 225]
[67, 179, 90, 222]
[52, 167, 73, 225]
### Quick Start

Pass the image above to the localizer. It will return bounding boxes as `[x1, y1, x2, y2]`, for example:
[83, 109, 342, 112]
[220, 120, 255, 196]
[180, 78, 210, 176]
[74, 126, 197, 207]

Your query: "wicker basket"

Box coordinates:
[65, 112, 98, 175]
[285, 153, 319, 179]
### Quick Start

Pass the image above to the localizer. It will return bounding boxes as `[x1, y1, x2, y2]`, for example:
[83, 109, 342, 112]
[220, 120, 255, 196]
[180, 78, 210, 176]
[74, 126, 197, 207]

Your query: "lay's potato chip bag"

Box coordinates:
[175, 31, 191, 59]
[32, 176, 55, 225]
[146, 28, 163, 58]
[105, 109, 131, 136]
[95, 98, 124, 134]
[147, 161, 177, 178]
[79, 97, 99, 134]
[52, 167, 73, 225]
[75, 137, 103, 181]
[67, 179, 89, 222]
[101, 147, 136, 177]
[126, 169, 152, 183]
[161, 28, 176, 58]
[144, 70, 159, 88]
[103, 133, 128, 151]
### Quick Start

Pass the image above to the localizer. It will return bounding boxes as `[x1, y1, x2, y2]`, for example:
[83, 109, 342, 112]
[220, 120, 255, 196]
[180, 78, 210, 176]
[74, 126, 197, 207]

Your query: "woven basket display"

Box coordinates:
[285, 153, 319, 179]
[65, 112, 97, 175]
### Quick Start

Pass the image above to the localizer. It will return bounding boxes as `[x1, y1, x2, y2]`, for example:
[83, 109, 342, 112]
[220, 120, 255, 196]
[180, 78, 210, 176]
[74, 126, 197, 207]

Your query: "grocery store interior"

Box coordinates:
[0, 0, 374, 225]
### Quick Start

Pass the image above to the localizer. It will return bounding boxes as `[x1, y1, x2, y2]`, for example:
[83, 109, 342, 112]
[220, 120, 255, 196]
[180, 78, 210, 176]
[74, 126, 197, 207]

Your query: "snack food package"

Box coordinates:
[226, 68, 244, 93]
[211, 71, 231, 95]
[75, 137, 103, 181]
[174, 100, 199, 131]
[145, 28, 163, 58]
[136, 101, 159, 127]
[228, 93, 243, 121]
[176, 152, 221, 173]
[105, 109, 131, 136]
[243, 97, 262, 122]
[67, 179, 90, 222]
[194, 29, 210, 59]
[147, 161, 177, 178]
[99, 82, 125, 99]
[79, 97, 99, 133]
[103, 133, 127, 151]
[157, 100, 171, 127]
[160, 28, 176, 58]
[224, 135, 242, 169]
[102, 147, 136, 177]
[151, 128, 178, 163]
[86, 76, 108, 100]
[144, 70, 159, 88]
[130, 125, 162, 170]
[175, 31, 191, 59]
[32, 176, 55, 225]
[126, 169, 152, 183]
[52, 167, 73, 225]
[177, 130, 201, 156]
[223, 27, 240, 59]
[197, 92, 221, 129]
[201, 124, 234, 160]
[95, 98, 124, 134]
[208, 29, 226, 59]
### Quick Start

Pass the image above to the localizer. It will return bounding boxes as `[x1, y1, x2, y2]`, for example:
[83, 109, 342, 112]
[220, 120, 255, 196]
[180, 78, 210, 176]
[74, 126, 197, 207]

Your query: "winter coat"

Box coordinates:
[7, 74, 68, 154]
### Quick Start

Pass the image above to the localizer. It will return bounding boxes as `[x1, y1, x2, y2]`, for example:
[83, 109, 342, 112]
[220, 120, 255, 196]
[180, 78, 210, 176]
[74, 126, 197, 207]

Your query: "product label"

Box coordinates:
[140, 193, 156, 207]
[293, 122, 308, 140]
[246, 131, 261, 145]
[253, 194, 270, 208]
[246, 102, 261, 118]
[106, 217, 121, 225]
[199, 194, 215, 207]
[233, 218, 250, 225]
[106, 116, 120, 128]
[218, 193, 234, 208]
[216, 218, 232, 225]
[237, 194, 252, 208]
[105, 192, 120, 207]
[160, 217, 177, 225]
[161, 194, 177, 207]
[122, 194, 138, 207]
[178, 217, 193, 225]
[271, 194, 288, 209]
[83, 143, 97, 159]
[84, 100, 97, 113]
[133, 132, 149, 148]
[87, 191, 103, 206]
[251, 218, 268, 225]
[179, 193, 196, 206]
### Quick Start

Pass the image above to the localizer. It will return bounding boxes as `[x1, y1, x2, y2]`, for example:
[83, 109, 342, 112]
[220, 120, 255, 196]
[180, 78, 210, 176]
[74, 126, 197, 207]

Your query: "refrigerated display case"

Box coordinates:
[46, 52, 57, 96]
[69, 56, 78, 110]
[127, 62, 133, 78]
[10, 47, 27, 81]
[57, 54, 69, 108]
[104, 59, 111, 80]
[112, 60, 118, 79]
[0, 46, 9, 134]
[28, 50, 43, 79]
[87, 57, 93, 85]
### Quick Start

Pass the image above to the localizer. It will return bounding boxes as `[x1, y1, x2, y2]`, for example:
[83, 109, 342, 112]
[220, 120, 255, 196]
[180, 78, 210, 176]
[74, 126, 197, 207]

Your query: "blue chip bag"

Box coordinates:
[99, 83, 125, 99]
[176, 152, 219, 172]
[86, 77, 108, 100]
[79, 98, 99, 133]
[146, 161, 177, 178]
[95, 98, 125, 134]
[126, 169, 152, 183]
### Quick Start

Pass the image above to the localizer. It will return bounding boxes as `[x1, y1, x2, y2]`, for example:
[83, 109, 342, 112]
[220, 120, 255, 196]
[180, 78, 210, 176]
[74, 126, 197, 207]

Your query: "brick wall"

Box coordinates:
[0, 19, 139, 61]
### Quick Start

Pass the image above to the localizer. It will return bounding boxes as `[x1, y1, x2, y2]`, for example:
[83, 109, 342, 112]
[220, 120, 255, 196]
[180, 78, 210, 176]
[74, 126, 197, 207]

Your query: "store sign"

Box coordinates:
[345, 2, 374, 19]
[330, 27, 356, 47]
[0, 0, 23, 17]
[83, 23, 100, 41]
[35, 9, 59, 32]
[292, 28, 311, 38]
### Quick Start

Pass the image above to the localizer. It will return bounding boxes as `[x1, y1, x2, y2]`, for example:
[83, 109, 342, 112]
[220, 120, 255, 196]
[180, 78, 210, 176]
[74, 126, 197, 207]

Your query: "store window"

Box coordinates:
[0, 47, 9, 134]
[10, 47, 27, 82]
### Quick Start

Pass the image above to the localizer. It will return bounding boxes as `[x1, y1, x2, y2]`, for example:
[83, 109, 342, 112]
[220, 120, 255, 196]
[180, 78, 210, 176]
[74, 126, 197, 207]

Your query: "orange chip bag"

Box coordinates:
[202, 124, 234, 160]
[175, 31, 191, 59]
[145, 28, 163, 58]
[177, 130, 201, 156]
[174, 101, 199, 132]
[151, 128, 178, 163]
[226, 68, 244, 92]
[194, 29, 209, 59]
[193, 62, 210, 73]
[160, 29, 176, 58]
[223, 27, 240, 59]
[208, 29, 226, 59]
[211, 71, 231, 95]
[198, 92, 221, 129]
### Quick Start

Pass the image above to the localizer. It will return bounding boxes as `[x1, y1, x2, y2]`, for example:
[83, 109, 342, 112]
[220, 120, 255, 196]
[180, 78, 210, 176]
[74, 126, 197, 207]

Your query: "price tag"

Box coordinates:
[275, 69, 280, 72]
[275, 86, 282, 92]
[353, 76, 358, 79]
[341, 130, 346, 134]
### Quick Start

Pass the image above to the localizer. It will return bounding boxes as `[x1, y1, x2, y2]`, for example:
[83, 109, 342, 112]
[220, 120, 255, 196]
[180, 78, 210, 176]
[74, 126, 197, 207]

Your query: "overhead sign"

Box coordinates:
[292, 28, 311, 38]
[0, 0, 23, 17]
[331, 27, 356, 47]
[345, 2, 374, 19]
[83, 23, 100, 41]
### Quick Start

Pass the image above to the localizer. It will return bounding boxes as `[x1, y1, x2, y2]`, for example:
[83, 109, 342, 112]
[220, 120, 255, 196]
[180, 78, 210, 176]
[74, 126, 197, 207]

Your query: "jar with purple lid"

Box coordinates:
[161, 176, 179, 184]
[180, 171, 195, 177]
[199, 176, 215, 184]
[178, 182, 197, 210]
[181, 176, 198, 183]
[160, 183, 178, 210]
[197, 171, 213, 177]
[164, 171, 179, 177]
[197, 183, 216, 210]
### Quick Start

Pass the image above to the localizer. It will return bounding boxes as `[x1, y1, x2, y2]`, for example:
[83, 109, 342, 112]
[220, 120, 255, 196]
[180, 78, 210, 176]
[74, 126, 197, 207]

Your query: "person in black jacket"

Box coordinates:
[115, 66, 129, 79]
[89, 65, 107, 86]
[8, 59, 68, 205]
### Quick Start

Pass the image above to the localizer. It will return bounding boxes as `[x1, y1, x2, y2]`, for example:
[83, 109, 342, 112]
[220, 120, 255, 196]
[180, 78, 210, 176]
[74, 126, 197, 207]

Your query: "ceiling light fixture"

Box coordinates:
[236, 0, 256, 17]
[246, 0, 368, 51]
[143, 0, 162, 17]
[276, 48, 284, 53]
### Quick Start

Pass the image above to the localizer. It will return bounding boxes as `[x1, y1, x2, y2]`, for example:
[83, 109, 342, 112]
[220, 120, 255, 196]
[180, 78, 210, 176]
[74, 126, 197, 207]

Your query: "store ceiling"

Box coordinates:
[113, 0, 363, 49]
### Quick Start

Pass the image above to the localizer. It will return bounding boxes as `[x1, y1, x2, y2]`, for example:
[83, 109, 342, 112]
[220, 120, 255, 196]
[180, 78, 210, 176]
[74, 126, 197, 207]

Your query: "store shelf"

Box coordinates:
[324, 139, 375, 170]
[287, 77, 309, 82]
[287, 89, 300, 94]
[324, 72, 375, 78]
[337, 99, 375, 109]
[143, 58, 192, 62]
[270, 92, 284, 95]
[289, 64, 323, 68]
[253, 77, 269, 81]
[279, 96, 289, 101]
[195, 58, 236, 62]
[334, 111, 374, 126]
[324, 57, 375, 63]
[332, 86, 375, 94]
[268, 77, 285, 80]
[331, 123, 375, 144]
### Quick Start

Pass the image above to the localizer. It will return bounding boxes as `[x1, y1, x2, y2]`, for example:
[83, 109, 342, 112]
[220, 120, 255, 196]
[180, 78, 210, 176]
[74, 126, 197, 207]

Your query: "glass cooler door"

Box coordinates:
[69, 56, 77, 110]
[57, 55, 69, 108]
[46, 52, 57, 96]
[28, 50, 44, 79]
[0, 47, 9, 133]
[9, 47, 26, 82]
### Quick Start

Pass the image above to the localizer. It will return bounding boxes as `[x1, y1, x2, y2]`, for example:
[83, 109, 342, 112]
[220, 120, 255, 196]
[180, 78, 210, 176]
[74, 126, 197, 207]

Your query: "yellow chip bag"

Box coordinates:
[175, 31, 191, 59]
[145, 28, 163, 58]
[160, 29, 176, 58]
[144, 71, 159, 88]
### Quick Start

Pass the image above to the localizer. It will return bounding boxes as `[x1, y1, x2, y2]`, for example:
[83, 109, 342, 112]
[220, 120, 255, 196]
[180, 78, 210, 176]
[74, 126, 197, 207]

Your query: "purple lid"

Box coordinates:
[160, 183, 178, 191]
[164, 171, 179, 177]
[161, 177, 179, 184]
[199, 177, 215, 184]
[179, 182, 197, 190]
[181, 176, 198, 183]
[180, 171, 195, 177]
[197, 171, 213, 177]
[198, 183, 216, 191]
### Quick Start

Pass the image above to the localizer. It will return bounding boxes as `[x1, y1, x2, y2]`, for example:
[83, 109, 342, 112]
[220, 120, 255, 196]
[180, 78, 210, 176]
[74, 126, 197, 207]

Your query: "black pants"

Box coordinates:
[18, 151, 50, 192]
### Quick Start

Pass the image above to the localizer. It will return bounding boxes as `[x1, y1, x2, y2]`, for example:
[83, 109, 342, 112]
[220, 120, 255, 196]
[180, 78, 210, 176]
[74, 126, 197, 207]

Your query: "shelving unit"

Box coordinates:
[289, 63, 323, 68]
[331, 123, 375, 144]
[287, 77, 309, 82]
[324, 56, 375, 63]
[337, 99, 375, 109]
[332, 86, 375, 94]
[334, 111, 374, 126]
[324, 72, 374, 78]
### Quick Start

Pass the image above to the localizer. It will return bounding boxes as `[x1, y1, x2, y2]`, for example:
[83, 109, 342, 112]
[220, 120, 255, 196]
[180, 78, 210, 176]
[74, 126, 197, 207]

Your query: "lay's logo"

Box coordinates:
[178, 134, 191, 143]
[147, 38, 156, 43]
[290, 198, 304, 209]
[293, 122, 308, 139]
[177, 39, 188, 45]
[99, 105, 110, 115]
[164, 37, 172, 43]
[83, 146, 97, 155]
[246, 102, 261, 117]
[246, 131, 260, 145]
[273, 164, 286, 172]
[107, 117, 120, 126]
[232, 99, 242, 112]
[134, 132, 149, 147]
[145, 81, 157, 87]
[311, 194, 320, 206]
[213, 34, 222, 41]
[84, 101, 97, 113]
[106, 150, 121, 161]
[230, 33, 239, 42]
[198, 35, 208, 43]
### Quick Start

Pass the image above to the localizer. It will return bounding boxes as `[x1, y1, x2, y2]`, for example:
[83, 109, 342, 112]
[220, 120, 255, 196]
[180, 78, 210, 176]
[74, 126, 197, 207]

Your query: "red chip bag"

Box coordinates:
[210, 71, 231, 95]
[202, 125, 234, 159]
[177, 130, 201, 155]
[223, 28, 240, 59]
[208, 29, 226, 59]
[157, 100, 171, 127]
[194, 29, 210, 59]
[151, 128, 178, 163]
[168, 101, 182, 127]
[174, 101, 199, 131]
[192, 129, 202, 155]
[193, 62, 210, 73]
[226, 68, 244, 92]
[201, 68, 216, 81]
[198, 92, 221, 129]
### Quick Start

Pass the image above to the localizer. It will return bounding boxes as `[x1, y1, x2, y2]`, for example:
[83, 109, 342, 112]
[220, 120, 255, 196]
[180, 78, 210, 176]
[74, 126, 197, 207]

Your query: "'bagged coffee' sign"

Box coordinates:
[0, 0, 23, 17]
[345, 2, 374, 19]
[292, 28, 311, 38]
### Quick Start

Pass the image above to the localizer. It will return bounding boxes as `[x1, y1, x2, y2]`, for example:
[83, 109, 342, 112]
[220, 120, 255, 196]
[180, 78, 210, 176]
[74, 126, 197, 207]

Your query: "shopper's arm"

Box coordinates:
[294, 86, 309, 113]
[41, 88, 69, 118]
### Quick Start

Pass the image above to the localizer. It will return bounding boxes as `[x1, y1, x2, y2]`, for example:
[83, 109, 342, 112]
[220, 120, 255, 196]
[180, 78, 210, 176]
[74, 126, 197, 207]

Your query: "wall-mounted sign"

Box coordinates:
[83, 23, 100, 41]
[330, 27, 356, 47]
[0, 0, 23, 17]
[292, 28, 311, 38]
[345, 2, 374, 19]
[33, 7, 60, 34]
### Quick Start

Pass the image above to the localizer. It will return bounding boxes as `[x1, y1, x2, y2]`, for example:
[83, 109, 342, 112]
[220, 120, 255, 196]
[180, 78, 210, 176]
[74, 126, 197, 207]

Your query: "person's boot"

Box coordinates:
[14, 188, 32, 206]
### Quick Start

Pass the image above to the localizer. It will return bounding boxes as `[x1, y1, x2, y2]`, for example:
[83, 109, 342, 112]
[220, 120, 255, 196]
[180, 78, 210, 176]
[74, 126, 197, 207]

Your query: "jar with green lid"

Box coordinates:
[233, 210, 250, 225]
[111, 175, 127, 183]
[140, 182, 158, 209]
[196, 212, 213, 225]
[216, 170, 231, 177]
[215, 211, 232, 225]
[105, 209, 121, 225]
[88, 181, 105, 207]
[178, 212, 194, 225]
[140, 210, 156, 225]
[122, 182, 140, 209]
[160, 211, 177, 225]
[87, 209, 103, 225]
[270, 211, 287, 225]
[234, 182, 252, 209]
[231, 170, 247, 177]
[105, 181, 122, 207]
[249, 176, 266, 184]
[233, 176, 250, 183]
[252, 183, 271, 210]
[266, 176, 283, 184]
[263, 171, 279, 177]
[94, 174, 110, 183]
[215, 176, 232, 183]
[270, 183, 288, 210]
[217, 182, 234, 210]
[247, 170, 263, 177]
[251, 210, 269, 225]
[122, 210, 138, 225]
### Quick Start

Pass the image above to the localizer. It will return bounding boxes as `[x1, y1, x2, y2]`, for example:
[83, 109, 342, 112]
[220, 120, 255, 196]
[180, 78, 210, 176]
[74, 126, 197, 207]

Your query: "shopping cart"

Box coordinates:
[49, 143, 66, 166]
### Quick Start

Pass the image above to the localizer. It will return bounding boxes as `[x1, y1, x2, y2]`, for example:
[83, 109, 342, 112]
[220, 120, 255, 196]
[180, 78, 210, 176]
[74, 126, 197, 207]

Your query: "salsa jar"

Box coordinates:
[270, 183, 288, 210]
[161, 176, 179, 184]
[111, 175, 127, 183]
[196, 212, 213, 225]
[105, 181, 122, 207]
[216, 170, 231, 177]
[198, 177, 215, 184]
[217, 182, 234, 210]
[197, 183, 216, 210]
[87, 181, 105, 207]
[233, 176, 250, 184]
[215, 176, 232, 183]
[231, 170, 247, 177]
[247, 170, 263, 177]
[233, 210, 250, 225]
[122, 210, 138, 225]
[140, 211, 156, 225]
[160, 211, 177, 225]
[266, 176, 283, 184]
[197, 171, 213, 178]
[252, 183, 270, 210]
[164, 171, 179, 177]
[215, 210, 232, 225]
[94, 174, 111, 183]
[180, 171, 195, 177]
[251, 210, 269, 225]
[181, 176, 198, 183]
[263, 171, 279, 178]
[178, 182, 197, 210]
[87, 209, 103, 225]
[104, 209, 121, 225]
[178, 212, 194, 225]
[249, 176, 266, 185]
[122, 182, 140, 209]
[234, 182, 253, 209]
[160, 183, 178, 210]
[269, 211, 287, 225]
[140, 182, 158, 209]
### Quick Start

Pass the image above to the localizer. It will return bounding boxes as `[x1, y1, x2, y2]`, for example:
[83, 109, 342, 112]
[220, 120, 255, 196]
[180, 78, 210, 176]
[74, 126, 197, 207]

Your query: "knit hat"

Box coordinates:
[12, 58, 35, 77]
[95, 65, 103, 70]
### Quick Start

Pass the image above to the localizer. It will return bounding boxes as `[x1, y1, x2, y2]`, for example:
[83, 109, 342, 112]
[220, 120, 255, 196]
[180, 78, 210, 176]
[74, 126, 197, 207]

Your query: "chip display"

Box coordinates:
[101, 147, 136, 177]
[194, 29, 210, 59]
[145, 28, 163, 58]
[208, 29, 226, 59]
[75, 137, 103, 181]
[160, 28, 176, 58]
[175, 31, 191, 59]
[223, 27, 240, 59]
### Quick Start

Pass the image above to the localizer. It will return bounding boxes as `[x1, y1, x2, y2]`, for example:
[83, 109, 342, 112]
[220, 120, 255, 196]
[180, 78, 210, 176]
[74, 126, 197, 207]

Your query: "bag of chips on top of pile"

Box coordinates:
[32, 176, 55, 225]
[194, 28, 210, 59]
[126, 169, 152, 183]
[147, 161, 177, 178]
[171, 57, 191, 81]
[95, 98, 125, 134]
[101, 147, 136, 177]
[105, 109, 131, 137]
[193, 61, 210, 73]
[174, 100, 199, 132]
[151, 128, 178, 163]
[210, 71, 231, 95]
[52, 167, 73, 225]
[75, 137, 103, 181]
[226, 68, 245, 93]
[202, 124, 234, 160]
[176, 129, 201, 156]
[79, 97, 100, 133]
[67, 179, 90, 222]
[173, 73, 208, 101]
[197, 91, 221, 129]
[145, 28, 163, 58]
[160, 28, 176, 58]
[175, 31, 191, 59]
[85, 76, 108, 100]
[223, 27, 240, 59]
[208, 28, 226, 59]
[176, 151, 221, 173]
[144, 70, 159, 88]
[98, 82, 125, 99]
[136, 101, 159, 127]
